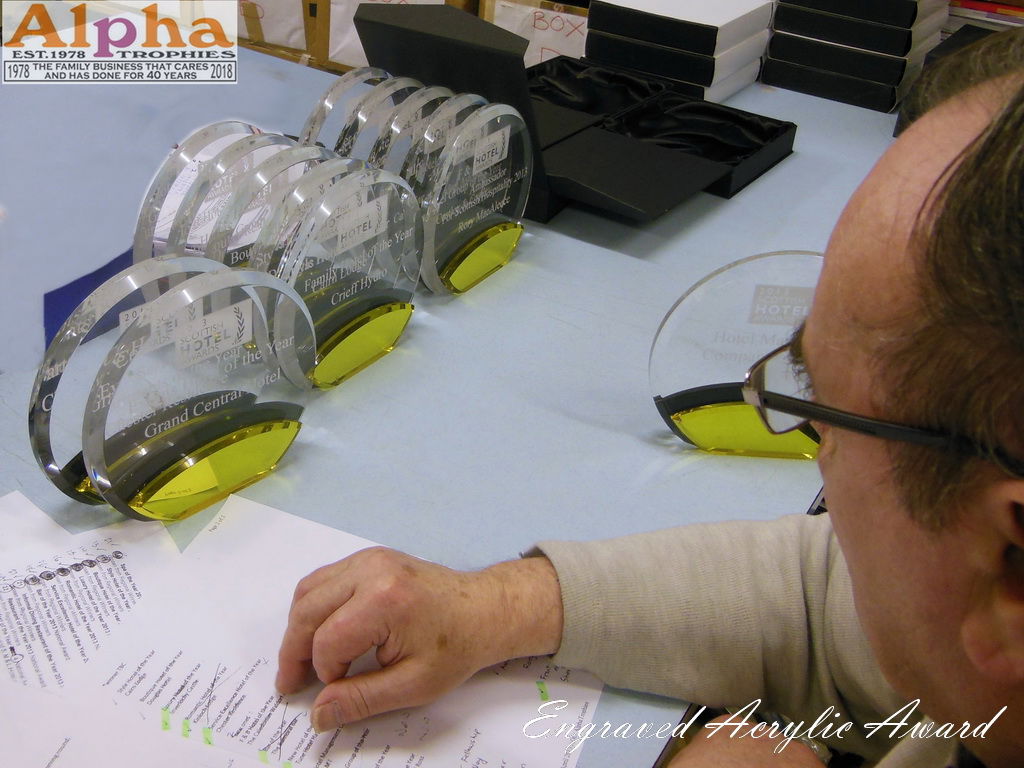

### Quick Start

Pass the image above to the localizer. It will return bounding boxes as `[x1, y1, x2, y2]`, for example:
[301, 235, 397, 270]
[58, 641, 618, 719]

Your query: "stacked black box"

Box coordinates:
[585, 0, 774, 102]
[762, 0, 948, 112]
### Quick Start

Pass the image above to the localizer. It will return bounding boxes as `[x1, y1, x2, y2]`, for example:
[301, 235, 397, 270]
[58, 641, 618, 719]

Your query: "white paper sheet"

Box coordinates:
[36, 495, 604, 767]
[0, 491, 181, 689]
[1, 676, 266, 767]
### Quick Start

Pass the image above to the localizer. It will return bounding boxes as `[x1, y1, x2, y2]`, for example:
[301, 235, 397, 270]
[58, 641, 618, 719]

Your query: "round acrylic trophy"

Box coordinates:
[29, 256, 230, 505]
[367, 85, 454, 174]
[163, 132, 297, 259]
[400, 93, 488, 201]
[133, 121, 262, 264]
[263, 167, 421, 389]
[334, 77, 424, 159]
[204, 145, 338, 268]
[247, 157, 368, 279]
[80, 269, 315, 522]
[648, 251, 823, 459]
[418, 103, 533, 294]
[299, 67, 391, 151]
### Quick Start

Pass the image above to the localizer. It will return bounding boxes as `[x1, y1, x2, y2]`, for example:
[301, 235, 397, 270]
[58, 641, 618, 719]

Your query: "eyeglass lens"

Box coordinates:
[761, 346, 813, 433]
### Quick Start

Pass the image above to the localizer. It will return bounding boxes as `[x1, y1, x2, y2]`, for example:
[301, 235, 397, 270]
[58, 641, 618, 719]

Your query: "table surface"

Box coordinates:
[0, 46, 898, 768]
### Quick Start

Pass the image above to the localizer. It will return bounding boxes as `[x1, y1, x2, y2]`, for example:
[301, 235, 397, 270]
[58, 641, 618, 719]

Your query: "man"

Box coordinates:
[275, 32, 1024, 767]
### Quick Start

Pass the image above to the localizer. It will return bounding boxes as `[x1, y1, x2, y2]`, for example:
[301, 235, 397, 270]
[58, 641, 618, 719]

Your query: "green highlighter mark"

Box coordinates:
[203, 727, 214, 745]
[182, 719, 191, 738]
[536, 681, 550, 702]
[258, 750, 270, 764]
[161, 708, 171, 731]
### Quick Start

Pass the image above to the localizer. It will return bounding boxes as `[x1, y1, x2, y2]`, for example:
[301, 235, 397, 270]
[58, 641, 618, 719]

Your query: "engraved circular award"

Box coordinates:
[418, 103, 533, 294]
[28, 257, 230, 505]
[80, 269, 316, 522]
[400, 93, 488, 201]
[368, 85, 454, 174]
[299, 67, 391, 151]
[247, 157, 368, 279]
[163, 133, 297, 259]
[648, 251, 823, 459]
[264, 167, 420, 389]
[133, 121, 262, 264]
[334, 77, 423, 159]
[205, 145, 338, 268]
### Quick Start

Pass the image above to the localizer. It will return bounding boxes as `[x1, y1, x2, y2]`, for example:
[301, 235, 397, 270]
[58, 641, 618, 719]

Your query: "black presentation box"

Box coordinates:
[354, 4, 795, 221]
[587, 0, 773, 56]
[779, 0, 947, 29]
[767, 32, 924, 86]
[584, 28, 769, 87]
[529, 57, 796, 202]
[773, 2, 948, 57]
[761, 57, 907, 112]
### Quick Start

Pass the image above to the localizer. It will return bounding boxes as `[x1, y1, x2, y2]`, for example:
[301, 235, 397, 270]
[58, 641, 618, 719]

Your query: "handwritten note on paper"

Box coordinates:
[492, 1, 589, 67]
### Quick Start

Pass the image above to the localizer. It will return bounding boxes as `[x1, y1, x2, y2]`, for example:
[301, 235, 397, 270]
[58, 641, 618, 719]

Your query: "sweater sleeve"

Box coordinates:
[534, 513, 911, 761]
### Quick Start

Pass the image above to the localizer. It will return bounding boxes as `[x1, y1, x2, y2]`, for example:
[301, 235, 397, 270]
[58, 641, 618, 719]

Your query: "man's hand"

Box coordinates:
[276, 547, 563, 732]
[669, 715, 827, 768]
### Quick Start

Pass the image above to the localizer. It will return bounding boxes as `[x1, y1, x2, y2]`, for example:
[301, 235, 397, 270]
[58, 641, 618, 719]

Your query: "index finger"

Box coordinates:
[276, 567, 357, 694]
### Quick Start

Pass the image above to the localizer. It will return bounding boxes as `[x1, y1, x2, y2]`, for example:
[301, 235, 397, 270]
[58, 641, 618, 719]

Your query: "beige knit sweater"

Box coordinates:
[537, 514, 961, 767]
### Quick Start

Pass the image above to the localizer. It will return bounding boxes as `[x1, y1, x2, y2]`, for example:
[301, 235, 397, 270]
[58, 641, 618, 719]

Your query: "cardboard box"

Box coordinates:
[779, 0, 947, 29]
[588, 0, 773, 56]
[773, 2, 948, 57]
[584, 28, 769, 86]
[354, 5, 796, 221]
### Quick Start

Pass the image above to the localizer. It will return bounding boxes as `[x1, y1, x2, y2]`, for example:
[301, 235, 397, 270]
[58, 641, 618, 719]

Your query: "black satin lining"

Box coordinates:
[604, 93, 792, 165]
[528, 57, 666, 116]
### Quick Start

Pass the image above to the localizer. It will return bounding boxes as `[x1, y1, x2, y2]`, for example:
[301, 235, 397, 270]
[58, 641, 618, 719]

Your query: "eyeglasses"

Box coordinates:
[742, 342, 1024, 476]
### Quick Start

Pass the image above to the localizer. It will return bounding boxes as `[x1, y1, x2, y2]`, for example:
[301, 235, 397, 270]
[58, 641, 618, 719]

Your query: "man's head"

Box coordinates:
[801, 30, 1024, 766]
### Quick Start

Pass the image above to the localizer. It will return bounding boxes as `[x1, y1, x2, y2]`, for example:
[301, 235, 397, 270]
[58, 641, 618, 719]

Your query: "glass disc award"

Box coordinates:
[163, 133, 297, 259]
[419, 103, 533, 294]
[205, 145, 337, 268]
[133, 121, 262, 264]
[29, 256, 229, 505]
[334, 77, 423, 159]
[80, 269, 315, 522]
[401, 93, 488, 201]
[368, 85, 454, 174]
[648, 251, 823, 459]
[265, 167, 420, 389]
[299, 67, 391, 151]
[247, 157, 367, 279]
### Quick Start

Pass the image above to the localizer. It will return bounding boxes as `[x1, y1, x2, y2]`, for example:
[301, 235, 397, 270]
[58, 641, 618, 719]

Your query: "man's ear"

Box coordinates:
[961, 490, 1024, 682]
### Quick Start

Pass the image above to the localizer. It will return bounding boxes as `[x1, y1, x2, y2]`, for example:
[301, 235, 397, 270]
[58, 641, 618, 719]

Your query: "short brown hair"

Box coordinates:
[883, 30, 1024, 527]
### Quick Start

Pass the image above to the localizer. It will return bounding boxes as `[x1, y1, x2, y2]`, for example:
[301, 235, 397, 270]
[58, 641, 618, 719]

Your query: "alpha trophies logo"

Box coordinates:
[2, 1, 238, 84]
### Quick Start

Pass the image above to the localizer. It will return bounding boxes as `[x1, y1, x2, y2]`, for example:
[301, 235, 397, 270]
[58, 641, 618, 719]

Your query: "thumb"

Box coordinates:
[310, 661, 442, 732]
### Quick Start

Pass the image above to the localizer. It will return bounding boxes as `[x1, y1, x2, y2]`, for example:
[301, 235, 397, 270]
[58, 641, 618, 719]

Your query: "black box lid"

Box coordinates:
[588, 0, 772, 55]
[543, 128, 729, 220]
[780, 0, 946, 30]
[773, 2, 946, 57]
[762, 57, 901, 112]
[768, 32, 911, 85]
